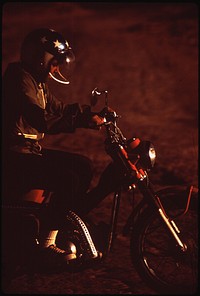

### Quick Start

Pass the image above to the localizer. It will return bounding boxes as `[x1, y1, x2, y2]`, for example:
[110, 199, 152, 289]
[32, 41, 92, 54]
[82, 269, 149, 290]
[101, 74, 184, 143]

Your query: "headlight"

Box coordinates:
[148, 142, 156, 168]
[127, 139, 156, 169]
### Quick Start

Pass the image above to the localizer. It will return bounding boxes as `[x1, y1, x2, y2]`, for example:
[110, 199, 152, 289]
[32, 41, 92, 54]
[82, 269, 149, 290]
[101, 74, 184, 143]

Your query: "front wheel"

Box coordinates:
[130, 186, 198, 294]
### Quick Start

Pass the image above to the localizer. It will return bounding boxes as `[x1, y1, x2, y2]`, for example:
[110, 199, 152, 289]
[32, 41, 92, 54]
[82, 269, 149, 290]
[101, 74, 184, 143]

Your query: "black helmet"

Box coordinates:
[20, 28, 75, 83]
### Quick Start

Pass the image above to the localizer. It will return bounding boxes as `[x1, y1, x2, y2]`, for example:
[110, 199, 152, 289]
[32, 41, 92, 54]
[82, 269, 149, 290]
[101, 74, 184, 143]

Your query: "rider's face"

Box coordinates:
[49, 59, 59, 75]
[47, 55, 74, 84]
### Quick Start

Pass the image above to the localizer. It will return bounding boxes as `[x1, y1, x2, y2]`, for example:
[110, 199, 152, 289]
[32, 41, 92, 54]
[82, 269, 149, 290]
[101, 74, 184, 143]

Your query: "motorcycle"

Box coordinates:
[2, 88, 198, 294]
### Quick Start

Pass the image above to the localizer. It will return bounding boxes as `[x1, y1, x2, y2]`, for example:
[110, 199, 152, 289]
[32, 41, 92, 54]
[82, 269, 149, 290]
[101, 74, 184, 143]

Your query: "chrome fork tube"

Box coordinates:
[139, 181, 187, 252]
[158, 207, 187, 251]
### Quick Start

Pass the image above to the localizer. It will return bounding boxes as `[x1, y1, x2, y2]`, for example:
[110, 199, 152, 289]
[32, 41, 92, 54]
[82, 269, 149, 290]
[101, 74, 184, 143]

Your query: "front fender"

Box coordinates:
[122, 184, 198, 236]
[156, 185, 198, 216]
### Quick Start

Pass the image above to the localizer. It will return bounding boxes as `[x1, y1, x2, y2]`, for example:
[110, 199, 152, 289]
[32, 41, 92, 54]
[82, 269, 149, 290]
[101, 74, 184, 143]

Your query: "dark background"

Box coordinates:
[2, 2, 198, 294]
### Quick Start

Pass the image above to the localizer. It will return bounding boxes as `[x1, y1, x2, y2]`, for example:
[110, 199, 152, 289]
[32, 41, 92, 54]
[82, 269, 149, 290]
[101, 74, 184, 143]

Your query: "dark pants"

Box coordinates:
[2, 149, 121, 226]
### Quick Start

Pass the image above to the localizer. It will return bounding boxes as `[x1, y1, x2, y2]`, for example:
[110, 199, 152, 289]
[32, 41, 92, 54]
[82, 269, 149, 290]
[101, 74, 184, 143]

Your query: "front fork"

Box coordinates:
[106, 189, 121, 254]
[138, 181, 190, 252]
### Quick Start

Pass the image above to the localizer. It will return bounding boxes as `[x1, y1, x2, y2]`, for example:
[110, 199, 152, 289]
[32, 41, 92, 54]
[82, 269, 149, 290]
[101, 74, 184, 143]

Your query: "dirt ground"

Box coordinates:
[1, 2, 198, 294]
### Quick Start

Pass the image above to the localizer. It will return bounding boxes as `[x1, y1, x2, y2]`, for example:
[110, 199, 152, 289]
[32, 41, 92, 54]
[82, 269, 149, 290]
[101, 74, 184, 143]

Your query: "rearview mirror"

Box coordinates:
[90, 87, 108, 107]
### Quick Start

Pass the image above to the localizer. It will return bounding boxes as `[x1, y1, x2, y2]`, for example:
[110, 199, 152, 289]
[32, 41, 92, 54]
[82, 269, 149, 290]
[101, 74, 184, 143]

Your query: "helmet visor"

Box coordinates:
[49, 48, 75, 84]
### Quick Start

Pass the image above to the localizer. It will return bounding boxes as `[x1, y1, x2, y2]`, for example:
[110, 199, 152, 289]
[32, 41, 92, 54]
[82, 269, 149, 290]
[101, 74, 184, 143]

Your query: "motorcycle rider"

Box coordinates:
[2, 28, 121, 269]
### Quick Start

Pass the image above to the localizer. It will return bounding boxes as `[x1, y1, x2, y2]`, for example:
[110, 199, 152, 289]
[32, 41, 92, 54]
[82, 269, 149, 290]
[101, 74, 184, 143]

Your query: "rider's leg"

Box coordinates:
[2, 150, 91, 266]
[36, 149, 94, 265]
[3, 148, 95, 267]
[76, 162, 123, 216]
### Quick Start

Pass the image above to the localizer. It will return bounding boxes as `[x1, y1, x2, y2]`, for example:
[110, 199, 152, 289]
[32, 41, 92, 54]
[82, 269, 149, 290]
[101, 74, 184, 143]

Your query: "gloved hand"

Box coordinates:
[77, 105, 116, 129]
[76, 104, 105, 129]
[88, 114, 105, 129]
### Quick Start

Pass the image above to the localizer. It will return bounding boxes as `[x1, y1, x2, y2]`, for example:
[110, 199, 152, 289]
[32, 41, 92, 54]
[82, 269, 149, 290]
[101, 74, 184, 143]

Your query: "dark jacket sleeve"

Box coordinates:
[44, 84, 84, 134]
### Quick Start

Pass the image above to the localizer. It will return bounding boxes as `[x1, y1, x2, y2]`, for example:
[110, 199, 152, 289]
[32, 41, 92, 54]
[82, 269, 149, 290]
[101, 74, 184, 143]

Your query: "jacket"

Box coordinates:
[2, 62, 85, 155]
